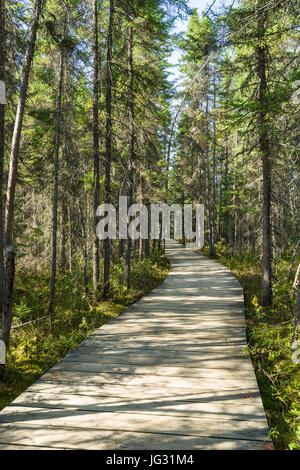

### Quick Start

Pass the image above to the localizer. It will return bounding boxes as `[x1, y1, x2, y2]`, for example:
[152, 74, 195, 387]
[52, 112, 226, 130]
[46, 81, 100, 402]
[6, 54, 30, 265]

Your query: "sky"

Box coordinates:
[166, 0, 234, 153]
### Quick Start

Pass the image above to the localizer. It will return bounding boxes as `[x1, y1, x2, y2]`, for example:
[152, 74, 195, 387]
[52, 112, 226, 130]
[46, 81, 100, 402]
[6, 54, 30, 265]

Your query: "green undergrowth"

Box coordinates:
[201, 242, 300, 450]
[0, 252, 170, 411]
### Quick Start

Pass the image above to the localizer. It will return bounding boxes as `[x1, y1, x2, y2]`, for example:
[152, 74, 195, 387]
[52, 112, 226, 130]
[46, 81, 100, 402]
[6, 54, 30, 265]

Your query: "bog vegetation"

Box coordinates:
[0, 0, 299, 450]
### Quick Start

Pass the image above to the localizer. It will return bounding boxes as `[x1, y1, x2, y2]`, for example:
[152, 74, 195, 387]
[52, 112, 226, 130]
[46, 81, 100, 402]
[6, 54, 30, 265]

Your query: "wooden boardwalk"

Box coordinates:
[0, 240, 271, 450]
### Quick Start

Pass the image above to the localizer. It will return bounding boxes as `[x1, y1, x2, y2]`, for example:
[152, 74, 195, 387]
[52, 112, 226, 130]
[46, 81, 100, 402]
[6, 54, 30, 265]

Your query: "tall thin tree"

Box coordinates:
[92, 0, 100, 292]
[124, 25, 134, 289]
[49, 46, 65, 315]
[0, 0, 43, 375]
[0, 0, 6, 317]
[257, 3, 272, 306]
[103, 0, 113, 298]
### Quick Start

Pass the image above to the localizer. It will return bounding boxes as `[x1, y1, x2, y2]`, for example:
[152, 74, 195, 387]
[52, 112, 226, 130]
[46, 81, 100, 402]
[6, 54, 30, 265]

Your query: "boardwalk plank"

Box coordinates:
[10, 392, 267, 421]
[0, 423, 270, 450]
[26, 381, 263, 403]
[0, 406, 270, 441]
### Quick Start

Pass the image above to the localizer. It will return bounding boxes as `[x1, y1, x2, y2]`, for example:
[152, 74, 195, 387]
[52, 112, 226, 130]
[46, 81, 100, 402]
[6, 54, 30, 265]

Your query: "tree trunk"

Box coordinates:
[1, 0, 43, 376]
[181, 190, 185, 247]
[0, 0, 5, 317]
[257, 7, 272, 306]
[197, 143, 202, 204]
[49, 48, 65, 315]
[103, 0, 113, 298]
[287, 239, 300, 283]
[292, 273, 300, 347]
[124, 26, 134, 289]
[92, 0, 100, 292]
[119, 238, 124, 258]
[68, 205, 73, 273]
[1, 246, 14, 363]
[78, 199, 88, 296]
[138, 177, 144, 259]
[205, 97, 213, 255]
[224, 140, 229, 244]
[60, 197, 68, 270]
[144, 196, 150, 257]
[212, 68, 217, 248]
[231, 178, 236, 258]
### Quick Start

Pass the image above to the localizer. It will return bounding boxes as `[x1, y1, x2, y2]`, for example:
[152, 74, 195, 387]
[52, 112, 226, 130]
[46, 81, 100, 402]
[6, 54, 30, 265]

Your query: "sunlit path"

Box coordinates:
[0, 241, 271, 450]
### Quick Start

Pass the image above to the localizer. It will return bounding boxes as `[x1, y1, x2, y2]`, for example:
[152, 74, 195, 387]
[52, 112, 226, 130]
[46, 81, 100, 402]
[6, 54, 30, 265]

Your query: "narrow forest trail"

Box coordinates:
[0, 240, 271, 450]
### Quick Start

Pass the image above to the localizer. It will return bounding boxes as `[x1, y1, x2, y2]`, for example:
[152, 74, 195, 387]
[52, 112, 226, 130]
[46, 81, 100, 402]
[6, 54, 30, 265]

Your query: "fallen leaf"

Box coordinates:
[264, 443, 275, 450]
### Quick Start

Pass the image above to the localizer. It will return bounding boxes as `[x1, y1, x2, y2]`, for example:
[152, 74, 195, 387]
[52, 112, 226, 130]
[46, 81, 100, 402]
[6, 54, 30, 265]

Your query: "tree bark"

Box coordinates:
[292, 274, 300, 347]
[68, 205, 73, 273]
[92, 0, 100, 292]
[287, 238, 300, 283]
[138, 177, 144, 259]
[4, 0, 43, 247]
[1, 0, 43, 376]
[144, 194, 150, 257]
[1, 246, 14, 361]
[103, 0, 113, 298]
[60, 197, 68, 270]
[0, 0, 5, 317]
[257, 6, 272, 306]
[124, 26, 134, 289]
[78, 198, 89, 295]
[212, 68, 217, 249]
[181, 190, 185, 247]
[49, 48, 65, 315]
[224, 139, 229, 244]
[205, 97, 213, 255]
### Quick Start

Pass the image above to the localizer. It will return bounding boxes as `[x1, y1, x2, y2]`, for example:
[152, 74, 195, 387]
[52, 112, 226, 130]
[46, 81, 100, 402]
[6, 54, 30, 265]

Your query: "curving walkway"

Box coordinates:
[0, 240, 271, 449]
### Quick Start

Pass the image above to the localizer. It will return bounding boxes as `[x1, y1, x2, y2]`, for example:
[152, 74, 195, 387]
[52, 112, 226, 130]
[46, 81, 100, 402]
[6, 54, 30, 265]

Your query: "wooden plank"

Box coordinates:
[27, 381, 263, 403]
[10, 392, 268, 421]
[88, 329, 248, 341]
[0, 423, 270, 450]
[94, 324, 246, 334]
[87, 330, 247, 340]
[101, 317, 245, 325]
[62, 350, 253, 370]
[73, 341, 247, 353]
[0, 406, 270, 441]
[60, 355, 254, 373]
[39, 369, 258, 390]
[76, 338, 247, 350]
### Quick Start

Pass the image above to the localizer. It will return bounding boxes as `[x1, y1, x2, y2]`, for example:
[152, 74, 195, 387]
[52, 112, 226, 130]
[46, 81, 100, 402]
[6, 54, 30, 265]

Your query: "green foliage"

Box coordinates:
[181, 10, 216, 63]
[202, 243, 300, 450]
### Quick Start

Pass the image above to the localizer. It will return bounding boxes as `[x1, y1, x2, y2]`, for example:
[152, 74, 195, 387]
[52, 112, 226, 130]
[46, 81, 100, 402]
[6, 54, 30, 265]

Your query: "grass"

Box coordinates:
[0, 251, 170, 411]
[201, 241, 300, 450]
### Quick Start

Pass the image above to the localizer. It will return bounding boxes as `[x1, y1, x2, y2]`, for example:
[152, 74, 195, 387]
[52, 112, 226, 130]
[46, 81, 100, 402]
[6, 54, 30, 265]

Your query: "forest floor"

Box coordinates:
[0, 252, 170, 412]
[201, 242, 300, 450]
